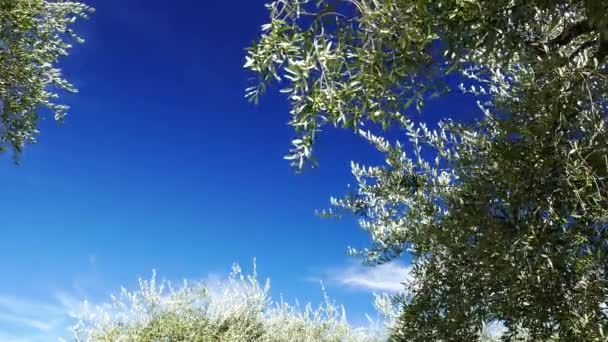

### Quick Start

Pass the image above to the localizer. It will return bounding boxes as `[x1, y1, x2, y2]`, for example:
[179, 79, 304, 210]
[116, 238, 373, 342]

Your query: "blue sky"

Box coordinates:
[0, 1, 477, 340]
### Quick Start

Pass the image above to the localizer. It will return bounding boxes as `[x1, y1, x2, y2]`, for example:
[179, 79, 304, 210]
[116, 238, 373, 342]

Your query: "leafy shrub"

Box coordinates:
[70, 263, 393, 342]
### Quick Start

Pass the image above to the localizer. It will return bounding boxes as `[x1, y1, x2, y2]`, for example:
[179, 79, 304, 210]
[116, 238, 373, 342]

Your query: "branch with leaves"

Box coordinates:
[0, 0, 92, 157]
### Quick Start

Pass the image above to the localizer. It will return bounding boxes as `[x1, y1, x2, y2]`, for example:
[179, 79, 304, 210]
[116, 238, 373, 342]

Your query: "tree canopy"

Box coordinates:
[0, 0, 91, 156]
[246, 0, 608, 340]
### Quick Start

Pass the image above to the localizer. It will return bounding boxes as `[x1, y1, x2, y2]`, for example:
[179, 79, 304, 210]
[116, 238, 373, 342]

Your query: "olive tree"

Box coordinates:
[0, 0, 92, 156]
[246, 0, 608, 340]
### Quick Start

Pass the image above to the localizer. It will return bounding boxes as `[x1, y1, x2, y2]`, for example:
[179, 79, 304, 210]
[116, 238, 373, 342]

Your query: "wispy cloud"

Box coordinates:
[0, 253, 99, 342]
[316, 262, 412, 293]
[0, 294, 75, 342]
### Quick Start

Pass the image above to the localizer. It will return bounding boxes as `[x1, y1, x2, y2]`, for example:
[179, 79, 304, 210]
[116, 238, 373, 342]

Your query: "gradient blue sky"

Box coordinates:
[0, 1, 477, 340]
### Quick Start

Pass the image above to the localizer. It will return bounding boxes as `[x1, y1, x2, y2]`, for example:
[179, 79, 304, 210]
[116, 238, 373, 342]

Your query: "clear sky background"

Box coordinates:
[0, 1, 477, 340]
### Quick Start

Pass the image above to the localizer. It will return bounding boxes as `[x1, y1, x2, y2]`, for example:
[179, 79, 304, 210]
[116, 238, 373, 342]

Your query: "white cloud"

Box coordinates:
[0, 252, 106, 341]
[0, 311, 52, 332]
[0, 273, 96, 342]
[320, 262, 412, 293]
[0, 294, 75, 342]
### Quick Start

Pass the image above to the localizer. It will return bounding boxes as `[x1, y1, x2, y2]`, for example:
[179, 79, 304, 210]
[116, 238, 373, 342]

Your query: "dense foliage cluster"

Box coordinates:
[71, 263, 397, 342]
[0, 0, 91, 155]
[246, 0, 608, 340]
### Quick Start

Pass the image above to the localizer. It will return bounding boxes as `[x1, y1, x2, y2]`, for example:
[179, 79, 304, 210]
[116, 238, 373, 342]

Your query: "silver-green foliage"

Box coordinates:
[72, 263, 390, 342]
[0, 0, 92, 155]
[246, 0, 608, 340]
